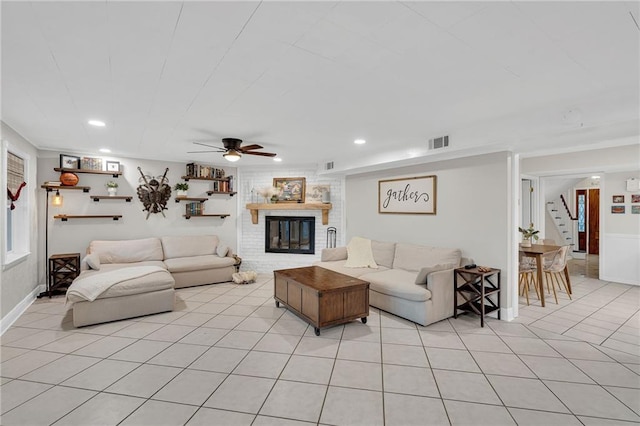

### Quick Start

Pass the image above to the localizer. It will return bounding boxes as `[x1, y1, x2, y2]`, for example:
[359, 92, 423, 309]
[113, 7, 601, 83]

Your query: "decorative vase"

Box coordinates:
[521, 238, 531, 247]
[176, 190, 187, 198]
[107, 187, 117, 196]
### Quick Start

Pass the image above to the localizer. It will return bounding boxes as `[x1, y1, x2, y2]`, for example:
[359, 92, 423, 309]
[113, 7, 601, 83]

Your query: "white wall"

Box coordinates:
[345, 152, 512, 311]
[601, 171, 640, 285]
[38, 154, 238, 285]
[1, 123, 40, 329]
[238, 167, 344, 272]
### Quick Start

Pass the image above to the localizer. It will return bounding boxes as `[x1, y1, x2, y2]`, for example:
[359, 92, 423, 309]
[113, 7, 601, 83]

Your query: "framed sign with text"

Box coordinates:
[378, 175, 437, 215]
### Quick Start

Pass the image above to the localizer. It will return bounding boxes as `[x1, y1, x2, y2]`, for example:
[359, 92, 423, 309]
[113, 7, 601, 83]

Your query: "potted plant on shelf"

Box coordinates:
[106, 181, 118, 196]
[174, 182, 188, 198]
[518, 223, 539, 247]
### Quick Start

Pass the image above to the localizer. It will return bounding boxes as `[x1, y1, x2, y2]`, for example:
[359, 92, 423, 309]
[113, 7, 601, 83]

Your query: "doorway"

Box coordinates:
[575, 188, 599, 254]
[588, 188, 600, 255]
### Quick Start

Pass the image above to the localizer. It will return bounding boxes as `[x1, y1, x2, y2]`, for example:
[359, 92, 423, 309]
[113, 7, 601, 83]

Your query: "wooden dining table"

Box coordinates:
[519, 243, 572, 307]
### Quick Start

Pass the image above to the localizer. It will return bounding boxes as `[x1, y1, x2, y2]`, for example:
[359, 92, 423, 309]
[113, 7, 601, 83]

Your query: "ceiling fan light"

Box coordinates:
[223, 149, 241, 162]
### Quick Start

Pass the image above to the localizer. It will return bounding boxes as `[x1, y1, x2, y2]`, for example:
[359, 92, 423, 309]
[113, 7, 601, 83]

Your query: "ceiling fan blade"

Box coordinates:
[193, 141, 224, 151]
[238, 144, 263, 152]
[245, 151, 277, 157]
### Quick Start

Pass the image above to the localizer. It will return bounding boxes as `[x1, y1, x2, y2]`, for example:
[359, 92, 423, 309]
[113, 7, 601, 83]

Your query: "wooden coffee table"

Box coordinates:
[274, 266, 369, 336]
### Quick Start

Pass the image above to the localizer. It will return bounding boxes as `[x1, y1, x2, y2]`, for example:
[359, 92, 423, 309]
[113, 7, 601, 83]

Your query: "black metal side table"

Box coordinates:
[454, 267, 501, 327]
[48, 253, 81, 297]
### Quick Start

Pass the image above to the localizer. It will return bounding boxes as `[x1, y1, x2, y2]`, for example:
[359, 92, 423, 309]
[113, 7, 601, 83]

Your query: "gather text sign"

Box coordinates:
[378, 175, 437, 215]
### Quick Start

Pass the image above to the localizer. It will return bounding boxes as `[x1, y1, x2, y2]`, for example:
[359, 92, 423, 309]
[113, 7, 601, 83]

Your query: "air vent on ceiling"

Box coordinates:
[325, 161, 334, 170]
[428, 135, 449, 150]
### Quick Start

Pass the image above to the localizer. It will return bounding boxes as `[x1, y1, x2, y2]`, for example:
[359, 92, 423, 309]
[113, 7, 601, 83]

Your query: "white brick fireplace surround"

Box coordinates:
[238, 168, 344, 273]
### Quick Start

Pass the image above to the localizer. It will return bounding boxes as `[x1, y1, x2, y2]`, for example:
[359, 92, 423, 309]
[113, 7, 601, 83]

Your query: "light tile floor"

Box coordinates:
[1, 268, 638, 425]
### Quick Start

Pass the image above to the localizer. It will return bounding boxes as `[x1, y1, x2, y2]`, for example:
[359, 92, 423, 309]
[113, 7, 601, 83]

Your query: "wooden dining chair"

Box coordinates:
[542, 245, 572, 303]
[519, 253, 539, 305]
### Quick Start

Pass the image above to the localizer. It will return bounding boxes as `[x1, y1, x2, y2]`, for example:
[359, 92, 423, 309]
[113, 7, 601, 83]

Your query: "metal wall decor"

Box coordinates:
[137, 167, 171, 219]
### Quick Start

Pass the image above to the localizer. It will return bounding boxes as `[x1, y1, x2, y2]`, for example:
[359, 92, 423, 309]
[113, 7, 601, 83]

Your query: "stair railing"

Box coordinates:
[560, 194, 578, 221]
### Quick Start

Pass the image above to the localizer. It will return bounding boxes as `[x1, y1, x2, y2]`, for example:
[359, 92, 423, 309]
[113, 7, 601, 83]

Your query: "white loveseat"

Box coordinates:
[315, 240, 470, 326]
[67, 235, 235, 326]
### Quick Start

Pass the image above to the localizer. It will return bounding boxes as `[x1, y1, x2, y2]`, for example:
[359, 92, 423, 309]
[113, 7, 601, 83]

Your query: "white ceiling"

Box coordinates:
[2, 1, 639, 173]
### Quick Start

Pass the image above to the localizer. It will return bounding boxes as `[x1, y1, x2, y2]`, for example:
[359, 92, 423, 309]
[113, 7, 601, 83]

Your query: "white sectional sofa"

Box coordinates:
[66, 235, 235, 326]
[315, 240, 470, 326]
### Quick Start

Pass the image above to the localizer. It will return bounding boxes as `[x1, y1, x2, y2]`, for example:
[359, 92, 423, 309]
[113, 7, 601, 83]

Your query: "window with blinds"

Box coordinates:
[7, 151, 25, 193]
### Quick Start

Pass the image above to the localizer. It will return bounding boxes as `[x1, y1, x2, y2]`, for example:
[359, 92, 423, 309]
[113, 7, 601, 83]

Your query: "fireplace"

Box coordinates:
[265, 216, 315, 254]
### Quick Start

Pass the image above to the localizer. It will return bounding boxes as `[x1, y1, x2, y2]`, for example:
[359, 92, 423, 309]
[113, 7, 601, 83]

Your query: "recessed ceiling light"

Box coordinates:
[354, 139, 366, 145]
[273, 157, 282, 162]
[88, 120, 106, 127]
[99, 148, 111, 153]
[591, 175, 600, 179]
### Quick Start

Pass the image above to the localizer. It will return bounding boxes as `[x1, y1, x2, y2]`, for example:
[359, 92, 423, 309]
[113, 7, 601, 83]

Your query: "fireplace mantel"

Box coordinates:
[245, 203, 332, 225]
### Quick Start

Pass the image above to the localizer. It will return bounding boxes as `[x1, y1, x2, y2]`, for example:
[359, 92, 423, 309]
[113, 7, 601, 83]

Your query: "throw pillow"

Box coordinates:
[216, 243, 229, 257]
[83, 253, 101, 270]
[415, 263, 456, 285]
[344, 237, 378, 268]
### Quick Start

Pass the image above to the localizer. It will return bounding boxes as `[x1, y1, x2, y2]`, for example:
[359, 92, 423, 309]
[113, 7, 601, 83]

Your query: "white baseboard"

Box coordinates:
[501, 307, 515, 322]
[599, 275, 639, 286]
[0, 284, 45, 335]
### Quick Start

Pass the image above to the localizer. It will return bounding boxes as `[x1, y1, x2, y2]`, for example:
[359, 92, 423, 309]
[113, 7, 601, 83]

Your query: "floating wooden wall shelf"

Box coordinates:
[54, 168, 122, 178]
[54, 215, 122, 221]
[206, 191, 236, 196]
[245, 203, 332, 225]
[42, 184, 90, 193]
[175, 197, 208, 203]
[91, 195, 133, 202]
[183, 214, 230, 219]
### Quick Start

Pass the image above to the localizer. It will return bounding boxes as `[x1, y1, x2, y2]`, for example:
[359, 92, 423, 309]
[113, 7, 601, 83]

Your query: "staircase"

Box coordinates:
[546, 199, 577, 257]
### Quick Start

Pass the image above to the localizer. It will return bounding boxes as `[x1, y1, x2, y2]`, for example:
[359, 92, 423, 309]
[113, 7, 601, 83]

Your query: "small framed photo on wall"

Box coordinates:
[106, 161, 120, 172]
[631, 194, 640, 203]
[612, 195, 625, 203]
[611, 205, 625, 214]
[632, 205, 640, 214]
[60, 154, 80, 169]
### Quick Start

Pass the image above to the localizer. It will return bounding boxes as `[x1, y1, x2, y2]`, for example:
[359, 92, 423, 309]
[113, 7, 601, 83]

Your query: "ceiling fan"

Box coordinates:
[188, 138, 277, 162]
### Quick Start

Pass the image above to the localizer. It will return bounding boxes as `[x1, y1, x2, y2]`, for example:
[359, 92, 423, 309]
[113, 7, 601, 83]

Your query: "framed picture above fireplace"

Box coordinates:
[273, 177, 306, 203]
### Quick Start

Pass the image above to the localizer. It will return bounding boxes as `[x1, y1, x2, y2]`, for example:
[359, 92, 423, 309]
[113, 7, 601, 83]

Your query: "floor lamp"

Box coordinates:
[37, 188, 62, 298]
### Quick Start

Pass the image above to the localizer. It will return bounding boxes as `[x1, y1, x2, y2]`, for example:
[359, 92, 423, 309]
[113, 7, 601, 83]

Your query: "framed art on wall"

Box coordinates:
[378, 175, 437, 214]
[631, 194, 640, 203]
[59, 154, 80, 169]
[273, 177, 306, 203]
[611, 206, 625, 214]
[106, 161, 120, 172]
[612, 195, 625, 203]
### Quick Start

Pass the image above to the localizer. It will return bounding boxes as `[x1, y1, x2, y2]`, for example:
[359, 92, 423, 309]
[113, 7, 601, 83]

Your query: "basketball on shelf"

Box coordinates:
[60, 172, 79, 186]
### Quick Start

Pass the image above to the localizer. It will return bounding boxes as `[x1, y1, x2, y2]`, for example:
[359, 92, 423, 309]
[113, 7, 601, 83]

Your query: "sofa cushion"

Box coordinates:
[216, 243, 230, 257]
[67, 269, 174, 303]
[393, 243, 462, 272]
[164, 254, 235, 273]
[315, 261, 389, 278]
[371, 240, 396, 269]
[361, 269, 431, 302]
[344, 237, 378, 268]
[90, 238, 164, 264]
[161, 235, 219, 259]
[97, 261, 168, 271]
[82, 253, 101, 270]
[321, 247, 348, 262]
[415, 263, 457, 284]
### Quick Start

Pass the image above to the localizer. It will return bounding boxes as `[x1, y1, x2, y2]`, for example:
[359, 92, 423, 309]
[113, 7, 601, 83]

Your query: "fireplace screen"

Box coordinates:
[265, 216, 315, 254]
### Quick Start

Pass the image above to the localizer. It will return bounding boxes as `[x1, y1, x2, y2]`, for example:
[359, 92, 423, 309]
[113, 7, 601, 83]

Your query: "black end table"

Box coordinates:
[454, 267, 501, 327]
[48, 253, 81, 297]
